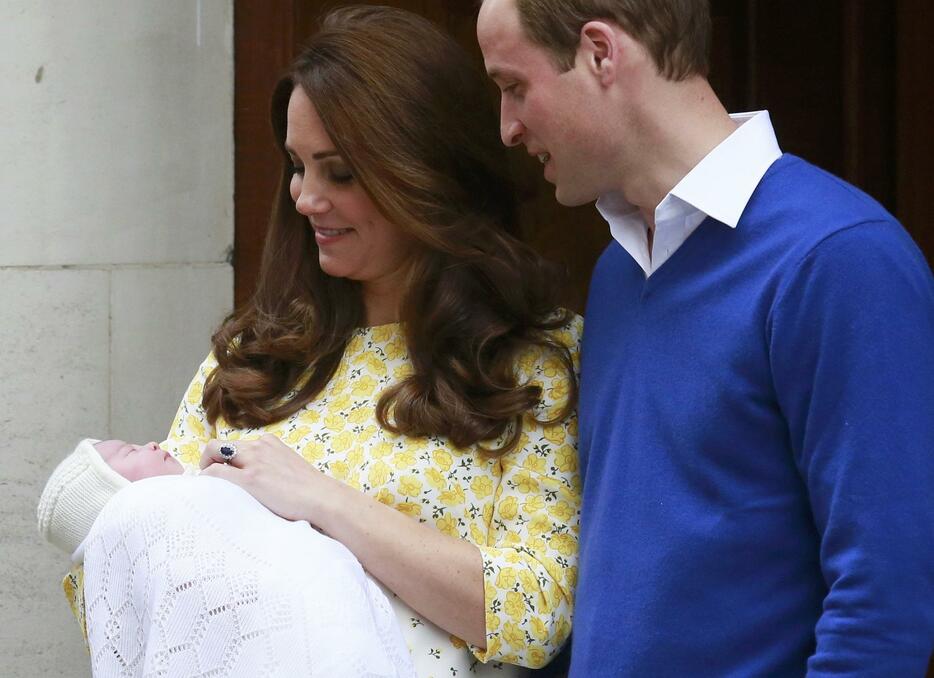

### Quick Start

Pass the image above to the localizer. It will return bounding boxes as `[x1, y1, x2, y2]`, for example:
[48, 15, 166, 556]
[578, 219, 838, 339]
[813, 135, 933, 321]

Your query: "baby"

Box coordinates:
[37, 438, 184, 559]
[38, 438, 415, 678]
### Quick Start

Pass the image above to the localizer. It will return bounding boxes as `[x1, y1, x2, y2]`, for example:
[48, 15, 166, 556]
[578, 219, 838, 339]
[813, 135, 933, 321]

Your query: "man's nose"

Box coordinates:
[501, 118, 525, 147]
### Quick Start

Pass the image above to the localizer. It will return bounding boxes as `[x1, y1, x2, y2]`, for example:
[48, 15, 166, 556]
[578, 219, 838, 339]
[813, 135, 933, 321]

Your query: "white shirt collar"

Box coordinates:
[596, 110, 782, 277]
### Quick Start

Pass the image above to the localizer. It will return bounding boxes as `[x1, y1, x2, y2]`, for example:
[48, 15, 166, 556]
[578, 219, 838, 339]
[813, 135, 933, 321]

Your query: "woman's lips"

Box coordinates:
[314, 226, 352, 244]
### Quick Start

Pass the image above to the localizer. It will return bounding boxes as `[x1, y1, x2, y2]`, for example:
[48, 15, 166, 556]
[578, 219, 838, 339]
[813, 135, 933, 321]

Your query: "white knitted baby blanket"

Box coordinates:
[81, 474, 415, 678]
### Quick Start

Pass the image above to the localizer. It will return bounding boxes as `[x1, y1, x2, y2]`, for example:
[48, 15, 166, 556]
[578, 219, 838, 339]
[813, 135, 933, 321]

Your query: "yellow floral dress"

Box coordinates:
[70, 317, 582, 676]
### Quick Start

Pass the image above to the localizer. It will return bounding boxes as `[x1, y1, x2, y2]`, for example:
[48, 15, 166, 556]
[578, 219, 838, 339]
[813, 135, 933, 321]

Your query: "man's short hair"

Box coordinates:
[514, 0, 711, 79]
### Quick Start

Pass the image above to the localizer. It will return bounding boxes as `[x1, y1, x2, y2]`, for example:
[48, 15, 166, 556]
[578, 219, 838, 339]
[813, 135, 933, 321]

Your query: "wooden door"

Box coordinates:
[235, 1, 932, 311]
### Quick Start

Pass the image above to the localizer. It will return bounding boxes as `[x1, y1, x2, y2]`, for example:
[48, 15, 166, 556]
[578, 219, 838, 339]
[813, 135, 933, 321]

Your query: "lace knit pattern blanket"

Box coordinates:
[81, 475, 415, 677]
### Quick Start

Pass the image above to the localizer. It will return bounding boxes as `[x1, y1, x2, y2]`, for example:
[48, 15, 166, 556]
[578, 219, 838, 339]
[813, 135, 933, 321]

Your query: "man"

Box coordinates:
[477, 1, 934, 675]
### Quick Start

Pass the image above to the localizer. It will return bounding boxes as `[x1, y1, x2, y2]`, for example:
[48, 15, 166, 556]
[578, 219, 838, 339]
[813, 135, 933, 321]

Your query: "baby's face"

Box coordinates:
[94, 440, 184, 481]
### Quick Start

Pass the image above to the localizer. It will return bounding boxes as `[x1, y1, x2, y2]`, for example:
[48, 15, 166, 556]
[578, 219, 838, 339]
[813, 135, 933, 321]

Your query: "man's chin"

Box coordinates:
[554, 183, 598, 208]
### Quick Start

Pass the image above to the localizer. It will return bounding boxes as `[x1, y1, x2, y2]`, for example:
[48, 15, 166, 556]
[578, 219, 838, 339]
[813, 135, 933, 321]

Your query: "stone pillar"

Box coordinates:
[0, 2, 233, 673]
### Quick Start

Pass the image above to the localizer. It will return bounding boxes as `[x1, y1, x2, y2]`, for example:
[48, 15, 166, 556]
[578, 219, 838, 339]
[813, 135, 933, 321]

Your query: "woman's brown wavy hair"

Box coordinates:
[202, 5, 577, 455]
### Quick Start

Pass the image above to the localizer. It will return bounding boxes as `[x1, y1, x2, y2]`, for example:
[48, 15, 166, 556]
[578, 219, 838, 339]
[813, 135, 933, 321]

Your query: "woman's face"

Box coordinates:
[285, 86, 414, 317]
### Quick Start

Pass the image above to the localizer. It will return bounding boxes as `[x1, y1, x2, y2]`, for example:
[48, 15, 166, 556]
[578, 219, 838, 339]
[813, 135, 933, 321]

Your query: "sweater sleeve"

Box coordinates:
[470, 315, 582, 669]
[161, 353, 219, 469]
[769, 221, 934, 676]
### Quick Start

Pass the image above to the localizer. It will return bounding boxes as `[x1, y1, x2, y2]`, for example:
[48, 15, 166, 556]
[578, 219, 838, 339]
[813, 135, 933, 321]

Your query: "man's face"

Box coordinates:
[478, 0, 608, 206]
[95, 440, 184, 481]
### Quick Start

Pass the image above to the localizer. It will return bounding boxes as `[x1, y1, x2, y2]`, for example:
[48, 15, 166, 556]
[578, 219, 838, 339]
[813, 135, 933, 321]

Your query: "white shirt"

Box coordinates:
[596, 110, 782, 277]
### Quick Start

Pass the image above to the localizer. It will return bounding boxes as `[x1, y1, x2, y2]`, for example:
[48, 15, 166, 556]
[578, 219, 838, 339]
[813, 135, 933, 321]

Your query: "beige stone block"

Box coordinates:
[0, 268, 110, 676]
[0, 0, 234, 267]
[110, 264, 232, 443]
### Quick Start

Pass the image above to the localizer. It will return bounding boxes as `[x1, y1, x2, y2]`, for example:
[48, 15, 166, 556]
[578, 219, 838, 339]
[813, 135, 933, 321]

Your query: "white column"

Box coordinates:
[0, 2, 234, 674]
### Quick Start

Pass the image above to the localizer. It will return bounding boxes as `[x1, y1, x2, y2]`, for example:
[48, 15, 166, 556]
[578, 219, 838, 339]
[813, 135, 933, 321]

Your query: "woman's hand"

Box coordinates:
[200, 433, 486, 647]
[200, 434, 337, 523]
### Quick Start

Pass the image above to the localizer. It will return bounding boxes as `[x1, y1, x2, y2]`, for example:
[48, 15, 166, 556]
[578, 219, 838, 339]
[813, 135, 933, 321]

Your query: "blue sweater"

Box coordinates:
[569, 155, 934, 677]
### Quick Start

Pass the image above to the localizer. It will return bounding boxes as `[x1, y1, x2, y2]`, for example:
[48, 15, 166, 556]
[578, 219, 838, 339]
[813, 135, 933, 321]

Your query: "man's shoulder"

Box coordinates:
[750, 154, 895, 231]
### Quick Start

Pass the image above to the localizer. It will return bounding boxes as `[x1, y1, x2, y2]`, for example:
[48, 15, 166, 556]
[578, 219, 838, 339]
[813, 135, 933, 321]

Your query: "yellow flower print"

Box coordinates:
[301, 441, 326, 464]
[438, 485, 465, 506]
[517, 350, 537, 377]
[392, 449, 416, 470]
[485, 582, 498, 602]
[551, 532, 577, 557]
[543, 424, 566, 446]
[351, 375, 378, 397]
[504, 531, 523, 546]
[567, 417, 578, 436]
[186, 414, 205, 438]
[284, 426, 312, 445]
[485, 611, 501, 632]
[526, 536, 547, 552]
[330, 430, 354, 453]
[177, 441, 202, 467]
[186, 380, 203, 405]
[567, 565, 578, 588]
[303, 408, 321, 423]
[394, 501, 421, 518]
[527, 646, 548, 668]
[392, 363, 412, 380]
[541, 357, 562, 379]
[448, 635, 466, 650]
[496, 567, 517, 590]
[324, 413, 345, 432]
[424, 467, 447, 491]
[398, 475, 422, 497]
[355, 425, 377, 444]
[432, 448, 453, 471]
[365, 353, 388, 376]
[331, 393, 353, 411]
[502, 621, 526, 649]
[547, 499, 575, 522]
[436, 514, 458, 537]
[485, 637, 502, 659]
[528, 514, 551, 536]
[522, 455, 546, 475]
[368, 460, 391, 487]
[386, 338, 406, 361]
[470, 475, 494, 499]
[347, 407, 371, 425]
[548, 378, 570, 402]
[522, 495, 546, 513]
[371, 441, 394, 458]
[529, 616, 549, 642]
[555, 446, 578, 473]
[345, 335, 364, 354]
[329, 460, 349, 481]
[555, 618, 571, 645]
[482, 503, 493, 524]
[499, 496, 519, 521]
[518, 569, 539, 594]
[376, 488, 394, 505]
[470, 523, 486, 544]
[371, 325, 393, 343]
[347, 446, 364, 467]
[513, 470, 539, 494]
[504, 591, 525, 620]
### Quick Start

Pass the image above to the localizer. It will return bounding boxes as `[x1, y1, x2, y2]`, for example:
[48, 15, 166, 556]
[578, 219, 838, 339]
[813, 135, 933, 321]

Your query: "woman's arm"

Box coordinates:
[200, 434, 487, 646]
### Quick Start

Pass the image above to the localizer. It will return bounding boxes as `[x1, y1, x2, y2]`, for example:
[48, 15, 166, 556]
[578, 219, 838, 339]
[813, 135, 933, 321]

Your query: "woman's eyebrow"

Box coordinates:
[283, 143, 340, 161]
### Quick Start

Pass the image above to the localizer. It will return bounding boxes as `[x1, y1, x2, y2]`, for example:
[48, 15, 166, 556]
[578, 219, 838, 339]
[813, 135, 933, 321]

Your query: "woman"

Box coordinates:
[85, 6, 581, 675]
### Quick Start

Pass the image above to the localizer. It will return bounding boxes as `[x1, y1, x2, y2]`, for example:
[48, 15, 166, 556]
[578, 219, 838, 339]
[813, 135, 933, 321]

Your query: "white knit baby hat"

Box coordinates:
[37, 438, 130, 556]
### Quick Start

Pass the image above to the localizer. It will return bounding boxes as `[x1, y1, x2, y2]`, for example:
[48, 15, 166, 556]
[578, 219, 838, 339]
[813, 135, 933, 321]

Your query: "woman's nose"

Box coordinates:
[295, 188, 332, 216]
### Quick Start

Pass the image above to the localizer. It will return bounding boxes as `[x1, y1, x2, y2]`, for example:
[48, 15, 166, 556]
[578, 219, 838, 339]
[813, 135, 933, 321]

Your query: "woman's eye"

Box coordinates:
[290, 164, 305, 176]
[329, 170, 354, 185]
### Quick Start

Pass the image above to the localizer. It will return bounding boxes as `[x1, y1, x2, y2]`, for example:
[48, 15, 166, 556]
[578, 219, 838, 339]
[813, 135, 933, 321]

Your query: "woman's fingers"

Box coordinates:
[201, 439, 250, 470]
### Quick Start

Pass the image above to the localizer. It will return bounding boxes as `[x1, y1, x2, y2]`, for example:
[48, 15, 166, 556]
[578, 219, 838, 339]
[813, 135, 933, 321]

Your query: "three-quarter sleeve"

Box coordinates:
[470, 316, 582, 668]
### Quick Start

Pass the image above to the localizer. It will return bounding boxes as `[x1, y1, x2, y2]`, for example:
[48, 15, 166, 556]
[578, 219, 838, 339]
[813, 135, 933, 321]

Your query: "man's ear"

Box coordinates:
[579, 21, 620, 85]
